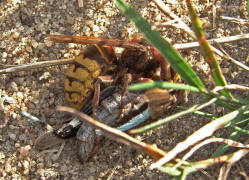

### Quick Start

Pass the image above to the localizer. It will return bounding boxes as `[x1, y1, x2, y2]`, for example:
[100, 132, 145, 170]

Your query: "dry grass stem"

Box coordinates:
[0, 58, 74, 74]
[213, 41, 249, 72]
[213, 84, 249, 92]
[1, 34, 248, 75]
[220, 16, 249, 25]
[218, 149, 249, 180]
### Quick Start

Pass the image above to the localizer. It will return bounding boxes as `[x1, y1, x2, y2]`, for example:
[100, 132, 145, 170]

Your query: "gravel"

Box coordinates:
[0, 0, 248, 179]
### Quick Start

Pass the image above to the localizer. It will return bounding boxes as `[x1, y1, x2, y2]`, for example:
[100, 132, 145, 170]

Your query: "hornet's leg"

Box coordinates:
[92, 79, 100, 120]
[92, 75, 115, 119]
[120, 73, 132, 119]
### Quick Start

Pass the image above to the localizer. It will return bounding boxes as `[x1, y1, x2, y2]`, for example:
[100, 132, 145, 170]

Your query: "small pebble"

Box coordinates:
[11, 113, 18, 119]
[121, 17, 126, 21]
[8, 132, 17, 140]
[23, 160, 30, 169]
[221, 68, 229, 74]
[17, 92, 24, 100]
[0, 41, 6, 48]
[4, 95, 15, 104]
[68, 43, 75, 49]
[18, 134, 27, 141]
[0, 152, 6, 159]
[38, 42, 45, 50]
[12, 32, 20, 39]
[2, 52, 7, 58]
[63, 53, 70, 58]
[217, 106, 224, 113]
[44, 39, 53, 47]
[31, 39, 38, 48]
[15, 143, 21, 148]
[23, 168, 30, 175]
[39, 72, 51, 80]
[26, 46, 32, 53]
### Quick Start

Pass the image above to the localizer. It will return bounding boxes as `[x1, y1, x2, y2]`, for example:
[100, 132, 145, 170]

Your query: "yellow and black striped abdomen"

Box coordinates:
[65, 46, 106, 110]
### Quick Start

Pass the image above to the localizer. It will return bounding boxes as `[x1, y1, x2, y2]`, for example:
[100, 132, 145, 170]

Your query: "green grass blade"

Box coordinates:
[186, 0, 232, 98]
[131, 97, 218, 134]
[128, 82, 200, 92]
[113, 0, 206, 92]
[178, 106, 219, 119]
[211, 131, 240, 158]
[157, 164, 182, 176]
[131, 104, 199, 134]
[128, 82, 248, 106]
[211, 116, 249, 157]
[231, 125, 249, 135]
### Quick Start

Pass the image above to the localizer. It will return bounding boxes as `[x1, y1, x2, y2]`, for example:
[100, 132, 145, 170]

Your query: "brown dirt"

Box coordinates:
[0, 0, 248, 179]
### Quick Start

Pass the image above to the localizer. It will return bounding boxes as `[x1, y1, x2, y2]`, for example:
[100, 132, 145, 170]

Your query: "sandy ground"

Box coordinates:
[0, 0, 248, 179]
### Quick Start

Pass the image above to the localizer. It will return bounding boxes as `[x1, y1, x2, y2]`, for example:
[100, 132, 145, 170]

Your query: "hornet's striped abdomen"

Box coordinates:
[65, 45, 107, 110]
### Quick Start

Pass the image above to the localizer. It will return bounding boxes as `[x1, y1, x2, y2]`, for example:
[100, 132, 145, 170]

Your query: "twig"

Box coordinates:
[47, 34, 147, 51]
[182, 149, 249, 178]
[152, 0, 249, 61]
[213, 41, 249, 72]
[152, 0, 228, 59]
[174, 137, 249, 169]
[0, 58, 74, 74]
[150, 105, 249, 169]
[220, 16, 249, 25]
[173, 33, 249, 50]
[1, 34, 248, 75]
[153, 0, 195, 38]
[218, 148, 249, 180]
[1, 33, 248, 76]
[21, 111, 44, 123]
[213, 84, 249, 92]
[212, 0, 216, 28]
[21, 111, 53, 131]
[0, 64, 16, 68]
